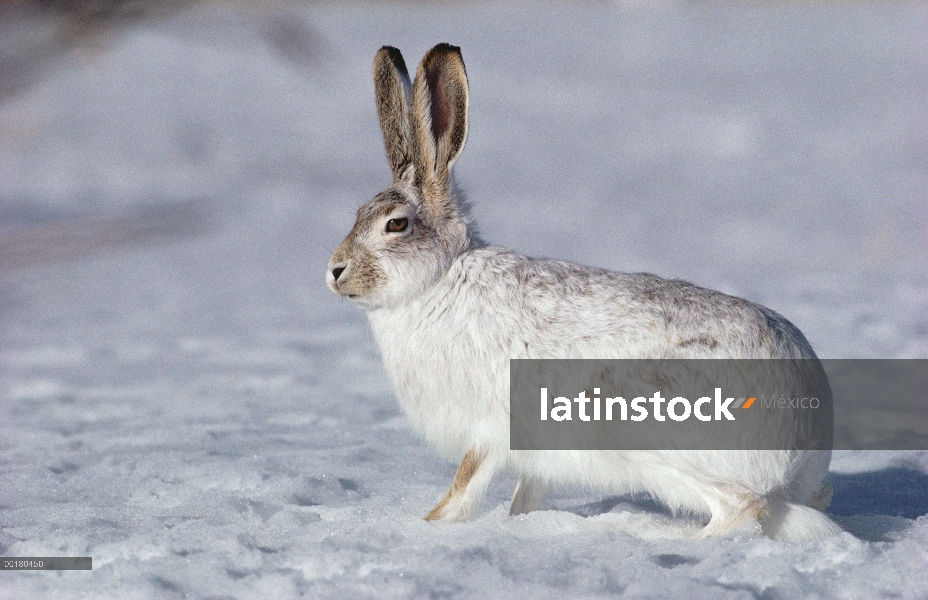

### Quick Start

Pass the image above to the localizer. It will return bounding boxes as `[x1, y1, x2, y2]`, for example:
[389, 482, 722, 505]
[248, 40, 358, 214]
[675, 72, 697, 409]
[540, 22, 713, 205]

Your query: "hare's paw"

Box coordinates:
[760, 501, 843, 542]
[510, 476, 546, 516]
[424, 493, 472, 522]
[423, 448, 498, 523]
[806, 482, 833, 512]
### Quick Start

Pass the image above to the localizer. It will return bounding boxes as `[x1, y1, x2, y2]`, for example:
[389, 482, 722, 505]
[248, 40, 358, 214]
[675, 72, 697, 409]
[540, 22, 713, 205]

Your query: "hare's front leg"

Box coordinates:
[510, 475, 546, 516]
[424, 448, 496, 521]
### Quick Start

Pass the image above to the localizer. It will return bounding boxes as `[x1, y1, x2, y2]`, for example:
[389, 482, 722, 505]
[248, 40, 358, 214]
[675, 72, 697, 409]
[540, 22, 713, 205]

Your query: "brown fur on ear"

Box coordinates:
[373, 46, 412, 182]
[410, 43, 469, 206]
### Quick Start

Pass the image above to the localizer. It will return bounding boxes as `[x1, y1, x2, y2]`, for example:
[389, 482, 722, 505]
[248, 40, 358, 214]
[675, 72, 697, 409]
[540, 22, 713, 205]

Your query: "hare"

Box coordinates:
[327, 43, 842, 542]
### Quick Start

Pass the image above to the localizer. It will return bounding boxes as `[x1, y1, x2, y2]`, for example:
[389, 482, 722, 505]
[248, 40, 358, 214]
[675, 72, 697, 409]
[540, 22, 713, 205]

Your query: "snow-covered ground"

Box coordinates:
[1, 2, 927, 598]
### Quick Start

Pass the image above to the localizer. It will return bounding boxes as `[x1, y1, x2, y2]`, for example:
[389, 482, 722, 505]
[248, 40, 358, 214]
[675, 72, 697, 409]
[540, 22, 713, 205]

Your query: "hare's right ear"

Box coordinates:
[373, 46, 413, 183]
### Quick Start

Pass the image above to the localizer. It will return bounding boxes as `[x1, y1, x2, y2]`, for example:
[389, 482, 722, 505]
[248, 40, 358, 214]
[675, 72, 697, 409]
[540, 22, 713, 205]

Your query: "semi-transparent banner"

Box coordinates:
[509, 359, 928, 450]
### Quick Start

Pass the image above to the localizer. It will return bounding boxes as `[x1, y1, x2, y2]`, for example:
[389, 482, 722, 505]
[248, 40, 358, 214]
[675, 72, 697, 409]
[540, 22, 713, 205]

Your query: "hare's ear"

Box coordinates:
[373, 46, 413, 182]
[410, 43, 469, 194]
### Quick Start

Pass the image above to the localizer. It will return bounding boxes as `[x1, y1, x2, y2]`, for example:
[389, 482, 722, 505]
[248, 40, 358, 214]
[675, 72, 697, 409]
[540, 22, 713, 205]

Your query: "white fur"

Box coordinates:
[328, 44, 841, 542]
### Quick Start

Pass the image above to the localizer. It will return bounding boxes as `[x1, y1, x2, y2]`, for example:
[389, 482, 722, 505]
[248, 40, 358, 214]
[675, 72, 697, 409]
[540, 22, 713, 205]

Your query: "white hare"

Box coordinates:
[327, 43, 842, 542]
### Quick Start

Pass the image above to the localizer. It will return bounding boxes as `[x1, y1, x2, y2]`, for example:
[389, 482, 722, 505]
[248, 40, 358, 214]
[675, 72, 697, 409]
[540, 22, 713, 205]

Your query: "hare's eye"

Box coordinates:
[386, 217, 408, 233]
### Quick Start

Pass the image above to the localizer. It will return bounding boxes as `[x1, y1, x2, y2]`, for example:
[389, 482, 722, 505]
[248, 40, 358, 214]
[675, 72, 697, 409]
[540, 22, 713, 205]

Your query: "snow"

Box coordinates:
[1, 1, 927, 598]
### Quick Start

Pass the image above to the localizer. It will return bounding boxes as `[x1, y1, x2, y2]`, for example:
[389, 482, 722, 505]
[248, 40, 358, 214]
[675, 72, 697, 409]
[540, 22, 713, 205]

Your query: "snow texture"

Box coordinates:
[1, 1, 927, 598]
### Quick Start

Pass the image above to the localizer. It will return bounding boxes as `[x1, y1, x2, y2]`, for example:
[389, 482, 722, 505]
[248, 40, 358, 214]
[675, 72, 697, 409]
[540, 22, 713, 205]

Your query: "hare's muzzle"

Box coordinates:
[327, 260, 348, 295]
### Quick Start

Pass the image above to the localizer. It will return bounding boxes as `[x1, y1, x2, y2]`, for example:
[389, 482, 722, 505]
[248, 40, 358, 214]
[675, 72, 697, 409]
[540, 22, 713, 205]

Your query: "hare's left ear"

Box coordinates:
[373, 46, 413, 183]
[410, 44, 469, 194]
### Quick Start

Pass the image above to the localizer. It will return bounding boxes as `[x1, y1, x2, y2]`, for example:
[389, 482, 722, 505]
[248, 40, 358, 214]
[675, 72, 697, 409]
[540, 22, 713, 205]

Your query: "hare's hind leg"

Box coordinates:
[694, 490, 842, 541]
[759, 500, 843, 542]
[510, 475, 546, 516]
[425, 449, 497, 521]
[694, 492, 765, 539]
[806, 482, 833, 512]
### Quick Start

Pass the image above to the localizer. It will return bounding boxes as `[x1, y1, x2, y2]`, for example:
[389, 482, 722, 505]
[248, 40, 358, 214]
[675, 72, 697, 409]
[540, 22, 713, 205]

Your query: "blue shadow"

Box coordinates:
[828, 467, 928, 519]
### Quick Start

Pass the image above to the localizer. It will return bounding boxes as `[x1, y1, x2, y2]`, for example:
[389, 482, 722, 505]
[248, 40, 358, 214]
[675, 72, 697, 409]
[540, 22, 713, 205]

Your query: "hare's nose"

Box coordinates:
[331, 266, 345, 281]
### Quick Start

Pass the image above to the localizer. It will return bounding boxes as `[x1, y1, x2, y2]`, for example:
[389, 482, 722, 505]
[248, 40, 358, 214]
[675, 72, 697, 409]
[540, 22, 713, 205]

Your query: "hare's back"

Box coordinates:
[454, 248, 815, 360]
